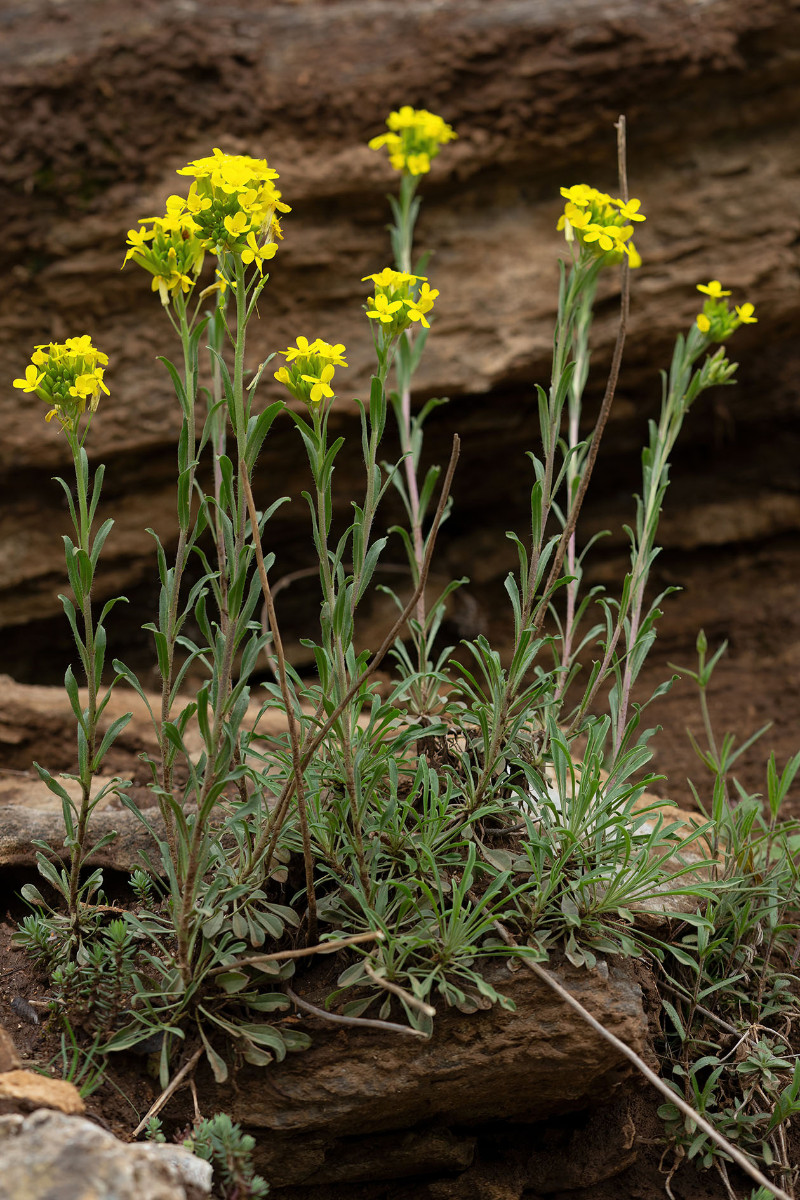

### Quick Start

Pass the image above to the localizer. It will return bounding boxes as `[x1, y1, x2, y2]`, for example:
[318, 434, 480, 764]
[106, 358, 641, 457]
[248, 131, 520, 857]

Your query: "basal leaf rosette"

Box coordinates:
[363, 268, 438, 348]
[174, 147, 290, 270]
[274, 337, 348, 407]
[123, 201, 206, 306]
[14, 335, 109, 430]
[369, 107, 457, 176]
[557, 184, 645, 268]
[695, 280, 757, 341]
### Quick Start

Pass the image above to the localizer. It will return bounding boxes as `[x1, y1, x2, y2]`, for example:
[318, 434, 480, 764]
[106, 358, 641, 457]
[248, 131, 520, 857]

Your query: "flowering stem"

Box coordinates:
[65, 430, 99, 924]
[241, 464, 318, 944]
[208, 298, 230, 635]
[160, 294, 197, 799]
[310, 402, 371, 895]
[554, 278, 597, 701]
[248, 434, 461, 881]
[568, 324, 722, 749]
[352, 361, 390, 609]
[391, 173, 437, 709]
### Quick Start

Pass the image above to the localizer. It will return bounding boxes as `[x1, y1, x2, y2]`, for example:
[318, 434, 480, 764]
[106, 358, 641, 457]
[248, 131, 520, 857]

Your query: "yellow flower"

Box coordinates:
[224, 211, 251, 240]
[404, 282, 439, 327]
[582, 223, 626, 253]
[13, 363, 45, 393]
[614, 198, 646, 223]
[369, 107, 456, 176]
[556, 203, 593, 235]
[559, 184, 594, 207]
[363, 268, 436, 342]
[14, 337, 109, 430]
[175, 148, 289, 259]
[300, 363, 336, 403]
[366, 293, 404, 324]
[694, 285, 757, 341]
[697, 280, 731, 299]
[123, 210, 205, 305]
[241, 231, 278, 274]
[281, 336, 318, 364]
[312, 340, 348, 366]
[557, 184, 645, 267]
[274, 338, 347, 406]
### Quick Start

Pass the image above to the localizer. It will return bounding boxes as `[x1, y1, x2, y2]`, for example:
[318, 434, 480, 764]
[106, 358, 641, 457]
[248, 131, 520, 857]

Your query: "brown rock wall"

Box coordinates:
[0, 0, 799, 803]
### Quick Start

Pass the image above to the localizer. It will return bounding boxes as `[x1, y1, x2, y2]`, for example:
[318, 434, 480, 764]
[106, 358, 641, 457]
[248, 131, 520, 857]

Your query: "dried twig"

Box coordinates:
[363, 960, 437, 1018]
[286, 986, 429, 1039]
[208, 929, 385, 976]
[492, 920, 792, 1200]
[129, 1045, 204, 1140]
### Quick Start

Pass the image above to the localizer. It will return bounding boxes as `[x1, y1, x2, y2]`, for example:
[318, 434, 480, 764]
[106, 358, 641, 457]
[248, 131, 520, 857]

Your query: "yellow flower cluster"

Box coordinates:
[13, 335, 109, 428]
[369, 107, 457, 176]
[172, 147, 290, 265]
[123, 201, 206, 305]
[695, 281, 757, 340]
[363, 268, 438, 341]
[274, 337, 348, 406]
[557, 184, 645, 267]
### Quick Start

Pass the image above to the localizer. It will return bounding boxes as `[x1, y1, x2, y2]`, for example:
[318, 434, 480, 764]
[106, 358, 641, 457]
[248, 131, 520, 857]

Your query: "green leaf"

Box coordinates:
[20, 883, 47, 907]
[92, 712, 133, 771]
[157, 356, 188, 413]
[33, 762, 76, 811]
[245, 402, 284, 471]
[199, 1024, 229, 1083]
[216, 971, 251, 995]
[355, 536, 388, 604]
[88, 517, 114, 572]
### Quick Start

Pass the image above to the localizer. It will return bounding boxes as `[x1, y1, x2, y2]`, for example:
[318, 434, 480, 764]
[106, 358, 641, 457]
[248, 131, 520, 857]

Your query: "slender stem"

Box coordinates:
[160, 294, 197, 799]
[176, 260, 248, 977]
[241, 465, 318, 944]
[245, 434, 461, 879]
[309, 402, 371, 894]
[468, 120, 631, 811]
[533, 261, 629, 638]
[208, 929, 384, 976]
[286, 986, 428, 1039]
[129, 1045, 204, 1140]
[66, 433, 98, 923]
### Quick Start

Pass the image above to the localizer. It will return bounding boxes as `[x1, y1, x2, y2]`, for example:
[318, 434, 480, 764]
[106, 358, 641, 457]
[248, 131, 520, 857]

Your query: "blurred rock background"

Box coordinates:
[1, 0, 799, 806]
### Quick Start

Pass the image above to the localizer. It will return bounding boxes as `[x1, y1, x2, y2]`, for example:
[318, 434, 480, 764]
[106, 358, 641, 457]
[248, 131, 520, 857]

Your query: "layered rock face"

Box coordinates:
[1, 2, 799, 775]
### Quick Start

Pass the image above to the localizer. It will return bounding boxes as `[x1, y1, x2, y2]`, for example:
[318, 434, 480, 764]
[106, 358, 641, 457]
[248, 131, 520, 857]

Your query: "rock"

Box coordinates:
[0, 1029, 21, 1074]
[0, 1108, 212, 1200]
[0, 0, 797, 690]
[0, 675, 293, 872]
[0, 805, 163, 875]
[0, 1070, 84, 1117]
[192, 958, 647, 1186]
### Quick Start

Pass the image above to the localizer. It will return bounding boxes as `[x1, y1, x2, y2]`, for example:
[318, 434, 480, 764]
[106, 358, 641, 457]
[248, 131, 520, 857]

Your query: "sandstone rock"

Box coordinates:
[193, 958, 647, 1185]
[0, 675, 295, 872]
[0, 1070, 84, 1117]
[0, 1029, 21, 1075]
[0, 0, 797, 686]
[0, 805, 163, 875]
[0, 1108, 212, 1200]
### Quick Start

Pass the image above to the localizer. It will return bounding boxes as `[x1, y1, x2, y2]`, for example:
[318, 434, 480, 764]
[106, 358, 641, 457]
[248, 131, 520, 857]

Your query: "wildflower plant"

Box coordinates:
[13, 113, 797, 1197]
